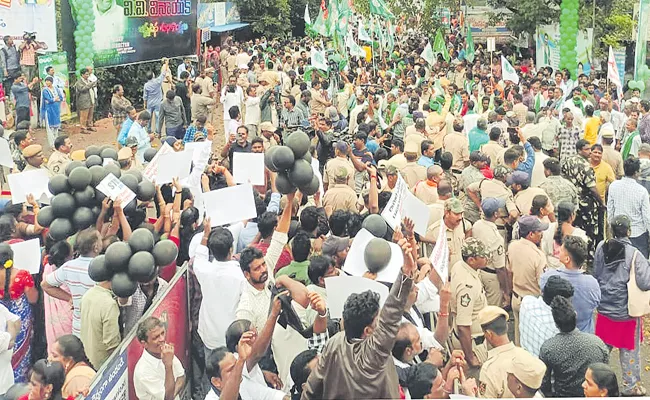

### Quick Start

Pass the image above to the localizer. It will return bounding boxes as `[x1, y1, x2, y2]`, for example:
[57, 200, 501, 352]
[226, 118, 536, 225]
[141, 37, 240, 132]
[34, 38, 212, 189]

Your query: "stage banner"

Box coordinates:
[63, 0, 197, 68]
[83, 267, 190, 400]
[536, 24, 593, 76]
[197, 2, 240, 29]
[0, 0, 57, 50]
[37, 52, 72, 119]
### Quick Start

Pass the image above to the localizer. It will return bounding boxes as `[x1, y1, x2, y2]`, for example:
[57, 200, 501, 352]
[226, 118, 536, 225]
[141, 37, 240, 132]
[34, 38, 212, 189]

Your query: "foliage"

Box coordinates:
[586, 0, 634, 57]
[488, 0, 560, 35]
[234, 0, 292, 38]
[420, 0, 445, 40]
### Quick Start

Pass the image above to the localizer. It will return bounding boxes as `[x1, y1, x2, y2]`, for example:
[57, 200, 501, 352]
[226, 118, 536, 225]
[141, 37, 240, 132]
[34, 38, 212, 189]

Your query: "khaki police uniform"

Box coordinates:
[507, 238, 547, 345]
[480, 140, 503, 167]
[426, 218, 470, 270]
[450, 260, 488, 363]
[46, 150, 71, 175]
[324, 157, 355, 190]
[413, 180, 439, 205]
[400, 162, 427, 190]
[472, 219, 506, 306]
[443, 132, 470, 171]
[323, 184, 358, 212]
[514, 187, 548, 216]
[467, 178, 517, 245]
[479, 342, 532, 398]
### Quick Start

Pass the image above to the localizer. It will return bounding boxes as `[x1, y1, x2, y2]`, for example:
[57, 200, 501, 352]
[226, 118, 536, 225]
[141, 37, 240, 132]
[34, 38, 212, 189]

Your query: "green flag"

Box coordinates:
[420, 42, 435, 65]
[358, 19, 372, 42]
[347, 32, 367, 58]
[432, 30, 450, 62]
[465, 26, 475, 63]
[311, 48, 329, 71]
[312, 8, 330, 37]
[369, 0, 394, 19]
[304, 4, 311, 26]
[326, 0, 339, 37]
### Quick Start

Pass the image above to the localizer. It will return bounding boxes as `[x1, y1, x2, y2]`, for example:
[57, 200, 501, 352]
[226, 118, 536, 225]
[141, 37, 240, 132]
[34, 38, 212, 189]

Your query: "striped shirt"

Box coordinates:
[45, 256, 96, 337]
[607, 176, 650, 237]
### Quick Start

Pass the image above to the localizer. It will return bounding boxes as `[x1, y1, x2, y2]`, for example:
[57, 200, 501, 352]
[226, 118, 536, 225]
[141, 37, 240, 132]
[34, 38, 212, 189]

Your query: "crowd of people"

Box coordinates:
[1, 13, 650, 400]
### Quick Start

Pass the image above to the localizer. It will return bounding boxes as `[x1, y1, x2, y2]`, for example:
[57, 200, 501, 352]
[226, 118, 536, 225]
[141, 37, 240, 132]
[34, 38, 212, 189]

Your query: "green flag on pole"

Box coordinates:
[312, 7, 330, 37]
[369, 0, 394, 19]
[421, 42, 435, 65]
[466, 26, 475, 63]
[432, 30, 450, 62]
[304, 4, 311, 26]
[311, 48, 329, 71]
[347, 31, 367, 58]
[359, 19, 372, 42]
[326, 0, 339, 37]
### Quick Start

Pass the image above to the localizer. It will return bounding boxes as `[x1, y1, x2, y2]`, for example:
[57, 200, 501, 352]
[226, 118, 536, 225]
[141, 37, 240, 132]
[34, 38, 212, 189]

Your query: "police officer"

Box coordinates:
[473, 198, 507, 306]
[506, 350, 547, 398]
[450, 237, 489, 368]
[478, 306, 533, 398]
[46, 135, 72, 175]
[425, 198, 472, 269]
[22, 144, 52, 177]
[507, 215, 548, 346]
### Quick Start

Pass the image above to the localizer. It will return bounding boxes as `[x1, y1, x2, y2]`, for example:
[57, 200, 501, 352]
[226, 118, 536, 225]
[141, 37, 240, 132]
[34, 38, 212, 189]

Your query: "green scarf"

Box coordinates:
[622, 130, 640, 159]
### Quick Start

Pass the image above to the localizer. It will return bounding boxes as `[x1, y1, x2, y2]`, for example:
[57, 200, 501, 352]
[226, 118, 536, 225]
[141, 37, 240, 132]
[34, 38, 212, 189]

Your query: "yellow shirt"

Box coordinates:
[592, 161, 615, 202]
[584, 117, 601, 145]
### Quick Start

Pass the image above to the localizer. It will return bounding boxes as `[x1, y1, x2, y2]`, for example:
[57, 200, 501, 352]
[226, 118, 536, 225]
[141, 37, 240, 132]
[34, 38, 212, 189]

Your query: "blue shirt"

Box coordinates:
[183, 125, 208, 144]
[516, 141, 536, 178]
[11, 83, 29, 108]
[117, 118, 135, 146]
[418, 155, 435, 168]
[127, 121, 150, 162]
[143, 70, 167, 107]
[468, 127, 489, 152]
[540, 267, 601, 333]
[366, 139, 379, 154]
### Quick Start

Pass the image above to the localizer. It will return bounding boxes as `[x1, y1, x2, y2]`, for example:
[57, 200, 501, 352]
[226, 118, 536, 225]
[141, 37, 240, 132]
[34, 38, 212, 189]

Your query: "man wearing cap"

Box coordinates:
[325, 106, 346, 133]
[460, 151, 489, 224]
[507, 215, 549, 346]
[47, 135, 72, 176]
[443, 118, 470, 172]
[424, 198, 472, 270]
[22, 144, 51, 176]
[506, 350, 547, 398]
[323, 167, 358, 212]
[450, 237, 489, 368]
[400, 141, 427, 190]
[473, 198, 507, 307]
[413, 165, 442, 205]
[600, 129, 624, 178]
[467, 166, 519, 233]
[259, 121, 280, 150]
[324, 142, 355, 191]
[478, 305, 533, 398]
[510, 171, 548, 217]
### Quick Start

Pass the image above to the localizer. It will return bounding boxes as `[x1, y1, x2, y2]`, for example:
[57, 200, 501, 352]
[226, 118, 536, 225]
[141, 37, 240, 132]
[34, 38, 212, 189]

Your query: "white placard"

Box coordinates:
[325, 275, 390, 319]
[0, 138, 13, 168]
[142, 142, 173, 182]
[202, 184, 257, 227]
[381, 174, 408, 231]
[11, 239, 42, 274]
[7, 169, 51, 204]
[343, 228, 404, 283]
[403, 190, 431, 236]
[184, 141, 213, 164]
[156, 150, 193, 185]
[233, 153, 265, 185]
[311, 157, 324, 197]
[96, 173, 136, 209]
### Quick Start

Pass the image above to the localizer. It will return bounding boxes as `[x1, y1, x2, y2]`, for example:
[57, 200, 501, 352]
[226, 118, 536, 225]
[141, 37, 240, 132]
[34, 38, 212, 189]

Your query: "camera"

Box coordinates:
[23, 32, 36, 42]
[226, 85, 236, 94]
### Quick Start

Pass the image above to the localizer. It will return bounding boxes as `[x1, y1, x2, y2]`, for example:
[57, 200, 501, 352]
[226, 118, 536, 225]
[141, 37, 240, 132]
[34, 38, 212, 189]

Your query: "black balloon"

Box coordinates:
[36, 206, 54, 227]
[72, 207, 95, 230]
[73, 185, 95, 207]
[128, 251, 156, 282]
[111, 272, 138, 297]
[48, 175, 70, 195]
[104, 162, 121, 179]
[128, 228, 155, 253]
[137, 180, 156, 201]
[288, 159, 313, 187]
[49, 218, 74, 241]
[85, 145, 101, 158]
[100, 147, 119, 161]
[85, 155, 103, 168]
[152, 240, 178, 266]
[65, 160, 84, 177]
[272, 146, 295, 171]
[264, 146, 280, 172]
[68, 167, 92, 191]
[302, 151, 312, 164]
[89, 165, 109, 186]
[285, 130, 311, 158]
[88, 255, 112, 282]
[120, 174, 139, 192]
[94, 188, 107, 203]
[91, 205, 101, 220]
[123, 169, 143, 183]
[50, 193, 75, 218]
[275, 173, 296, 194]
[144, 148, 158, 162]
[104, 242, 132, 272]
[123, 199, 137, 214]
[299, 175, 320, 196]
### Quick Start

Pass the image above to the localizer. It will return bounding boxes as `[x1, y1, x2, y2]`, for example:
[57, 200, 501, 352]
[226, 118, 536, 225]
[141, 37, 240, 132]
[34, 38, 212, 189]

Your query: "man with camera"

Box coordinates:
[19, 33, 42, 82]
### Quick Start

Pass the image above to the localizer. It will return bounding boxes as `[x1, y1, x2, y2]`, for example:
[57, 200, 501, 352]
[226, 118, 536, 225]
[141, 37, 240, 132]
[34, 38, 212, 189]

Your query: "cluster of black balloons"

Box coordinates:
[264, 131, 319, 195]
[362, 214, 392, 274]
[88, 228, 179, 297]
[36, 145, 156, 241]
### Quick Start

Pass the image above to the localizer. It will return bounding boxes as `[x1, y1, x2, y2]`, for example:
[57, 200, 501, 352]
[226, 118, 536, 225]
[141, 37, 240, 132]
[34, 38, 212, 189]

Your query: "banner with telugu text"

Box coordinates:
[62, 0, 197, 68]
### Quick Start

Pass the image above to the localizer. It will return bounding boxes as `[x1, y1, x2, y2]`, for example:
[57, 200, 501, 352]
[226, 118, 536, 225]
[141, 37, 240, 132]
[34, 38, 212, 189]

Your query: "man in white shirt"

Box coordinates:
[204, 331, 255, 400]
[133, 317, 185, 400]
[127, 110, 154, 163]
[244, 86, 261, 139]
[221, 76, 245, 138]
[0, 304, 19, 395]
[194, 222, 247, 358]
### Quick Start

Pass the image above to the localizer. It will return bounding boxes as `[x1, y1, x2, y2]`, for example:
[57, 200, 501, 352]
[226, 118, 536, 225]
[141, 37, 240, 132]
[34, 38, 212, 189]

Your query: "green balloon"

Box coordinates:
[639, 82, 646, 92]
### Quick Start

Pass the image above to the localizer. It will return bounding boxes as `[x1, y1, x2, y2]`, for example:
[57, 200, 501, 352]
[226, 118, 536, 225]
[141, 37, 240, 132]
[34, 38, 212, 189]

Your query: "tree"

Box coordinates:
[488, 0, 560, 35]
[235, 0, 292, 37]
